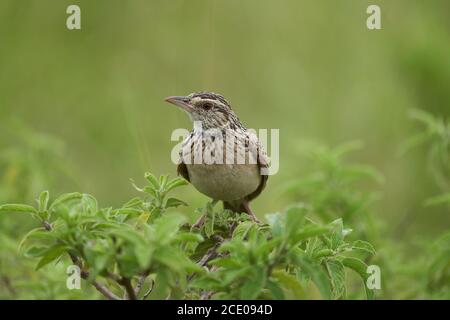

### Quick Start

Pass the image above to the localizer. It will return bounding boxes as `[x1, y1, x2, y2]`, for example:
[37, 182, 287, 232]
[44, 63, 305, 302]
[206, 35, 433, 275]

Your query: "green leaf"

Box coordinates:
[272, 269, 304, 299]
[295, 254, 331, 299]
[326, 260, 346, 299]
[131, 179, 145, 192]
[175, 232, 204, 243]
[122, 197, 144, 208]
[18, 227, 48, 252]
[156, 247, 201, 273]
[134, 243, 153, 269]
[265, 213, 283, 237]
[153, 214, 186, 243]
[254, 238, 281, 257]
[135, 212, 151, 226]
[81, 193, 98, 213]
[425, 193, 450, 206]
[204, 208, 216, 238]
[292, 224, 332, 243]
[24, 246, 48, 258]
[0, 204, 37, 215]
[113, 208, 143, 218]
[329, 218, 345, 250]
[341, 257, 375, 300]
[144, 172, 160, 189]
[49, 192, 83, 211]
[165, 177, 189, 193]
[285, 205, 307, 237]
[110, 227, 146, 248]
[38, 191, 50, 212]
[266, 279, 285, 300]
[239, 267, 267, 299]
[143, 186, 157, 197]
[165, 197, 188, 209]
[352, 240, 376, 256]
[35, 245, 68, 270]
[208, 257, 241, 268]
[232, 221, 256, 240]
[159, 175, 169, 190]
[222, 266, 252, 285]
[313, 249, 334, 259]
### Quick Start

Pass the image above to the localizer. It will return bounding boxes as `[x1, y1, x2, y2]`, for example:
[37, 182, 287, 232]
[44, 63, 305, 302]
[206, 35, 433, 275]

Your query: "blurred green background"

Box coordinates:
[0, 0, 449, 299]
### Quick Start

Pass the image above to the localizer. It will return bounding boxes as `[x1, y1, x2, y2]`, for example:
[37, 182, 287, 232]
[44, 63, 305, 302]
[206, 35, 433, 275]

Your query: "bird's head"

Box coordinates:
[165, 92, 241, 130]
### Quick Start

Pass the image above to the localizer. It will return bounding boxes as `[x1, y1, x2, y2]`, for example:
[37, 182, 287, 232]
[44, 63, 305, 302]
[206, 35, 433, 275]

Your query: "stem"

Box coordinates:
[1, 276, 17, 297]
[135, 272, 150, 296]
[142, 280, 155, 300]
[92, 281, 121, 300]
[42, 220, 122, 300]
[120, 277, 137, 300]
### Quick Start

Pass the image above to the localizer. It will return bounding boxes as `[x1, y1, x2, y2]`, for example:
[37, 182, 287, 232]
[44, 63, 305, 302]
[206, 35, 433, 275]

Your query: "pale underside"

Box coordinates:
[178, 129, 268, 203]
[186, 163, 261, 201]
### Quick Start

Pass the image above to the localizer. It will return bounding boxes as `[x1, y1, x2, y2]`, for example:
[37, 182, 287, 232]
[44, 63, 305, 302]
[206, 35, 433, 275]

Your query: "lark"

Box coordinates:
[165, 92, 268, 225]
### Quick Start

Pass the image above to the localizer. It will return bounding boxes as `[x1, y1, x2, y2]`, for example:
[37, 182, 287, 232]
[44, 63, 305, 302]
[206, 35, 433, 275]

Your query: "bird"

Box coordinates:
[164, 92, 268, 226]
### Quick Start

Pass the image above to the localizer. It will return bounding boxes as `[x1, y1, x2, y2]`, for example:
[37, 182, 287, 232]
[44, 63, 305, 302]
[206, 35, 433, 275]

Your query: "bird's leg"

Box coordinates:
[192, 199, 218, 229]
[242, 201, 261, 223]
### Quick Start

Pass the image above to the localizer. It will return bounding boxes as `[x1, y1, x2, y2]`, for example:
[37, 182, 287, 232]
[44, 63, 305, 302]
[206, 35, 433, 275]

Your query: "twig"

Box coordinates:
[199, 247, 218, 268]
[188, 235, 223, 282]
[135, 272, 150, 296]
[192, 214, 207, 229]
[120, 277, 137, 300]
[142, 280, 155, 300]
[92, 280, 121, 300]
[107, 271, 122, 283]
[1, 276, 17, 297]
[200, 291, 214, 300]
[43, 221, 52, 231]
[42, 220, 122, 300]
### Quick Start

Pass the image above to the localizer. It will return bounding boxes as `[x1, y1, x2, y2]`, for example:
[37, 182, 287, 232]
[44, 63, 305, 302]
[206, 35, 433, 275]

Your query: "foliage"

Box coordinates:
[0, 172, 376, 300]
[0, 0, 449, 301]
[383, 109, 450, 299]
[402, 109, 450, 207]
[283, 141, 383, 242]
[0, 123, 92, 299]
[0, 121, 72, 204]
[1, 111, 448, 300]
[192, 205, 376, 300]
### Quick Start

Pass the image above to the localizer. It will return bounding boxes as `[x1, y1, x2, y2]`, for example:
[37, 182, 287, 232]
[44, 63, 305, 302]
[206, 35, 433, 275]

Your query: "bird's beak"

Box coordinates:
[164, 96, 194, 113]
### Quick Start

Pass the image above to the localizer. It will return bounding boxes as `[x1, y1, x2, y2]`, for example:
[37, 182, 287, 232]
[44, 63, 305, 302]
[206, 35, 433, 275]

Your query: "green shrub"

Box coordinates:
[0, 172, 376, 300]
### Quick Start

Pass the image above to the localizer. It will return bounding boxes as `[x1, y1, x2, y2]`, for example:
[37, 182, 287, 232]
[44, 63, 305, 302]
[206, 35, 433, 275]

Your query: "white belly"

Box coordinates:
[186, 163, 261, 201]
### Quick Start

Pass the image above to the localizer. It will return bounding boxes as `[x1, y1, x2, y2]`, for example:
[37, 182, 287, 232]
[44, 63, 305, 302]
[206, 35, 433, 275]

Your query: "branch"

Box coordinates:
[92, 280, 121, 300]
[198, 247, 218, 267]
[135, 272, 150, 296]
[42, 220, 122, 300]
[188, 236, 222, 282]
[142, 280, 155, 300]
[200, 291, 214, 300]
[120, 277, 137, 300]
[1, 276, 17, 297]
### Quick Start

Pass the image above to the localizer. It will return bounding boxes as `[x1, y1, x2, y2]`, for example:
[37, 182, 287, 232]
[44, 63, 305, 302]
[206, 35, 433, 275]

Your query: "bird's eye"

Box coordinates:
[202, 102, 213, 110]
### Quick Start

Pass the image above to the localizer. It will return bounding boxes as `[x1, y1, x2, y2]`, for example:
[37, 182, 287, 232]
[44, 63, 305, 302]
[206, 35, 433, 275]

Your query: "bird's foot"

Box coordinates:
[191, 214, 207, 229]
[242, 201, 261, 224]
[248, 212, 261, 224]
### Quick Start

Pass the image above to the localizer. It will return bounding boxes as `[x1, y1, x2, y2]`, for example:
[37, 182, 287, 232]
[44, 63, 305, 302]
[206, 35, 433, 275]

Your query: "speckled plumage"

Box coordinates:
[165, 92, 268, 222]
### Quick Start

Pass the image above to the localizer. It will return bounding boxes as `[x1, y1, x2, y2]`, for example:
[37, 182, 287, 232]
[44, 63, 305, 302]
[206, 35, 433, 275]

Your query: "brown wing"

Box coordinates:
[177, 160, 190, 182]
[177, 133, 192, 182]
[245, 133, 269, 202]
